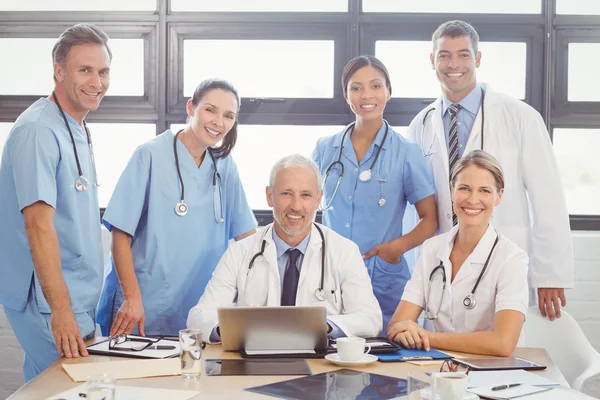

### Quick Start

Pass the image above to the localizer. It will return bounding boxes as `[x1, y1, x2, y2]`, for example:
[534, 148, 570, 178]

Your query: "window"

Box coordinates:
[553, 128, 600, 215]
[88, 123, 156, 207]
[568, 43, 600, 102]
[557, 0, 600, 15]
[0, 122, 12, 157]
[0, 38, 145, 96]
[183, 40, 335, 98]
[171, 0, 347, 12]
[376, 41, 527, 99]
[362, 0, 541, 14]
[0, 0, 156, 11]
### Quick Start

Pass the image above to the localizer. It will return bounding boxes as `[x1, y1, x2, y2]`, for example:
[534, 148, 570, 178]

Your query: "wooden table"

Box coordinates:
[7, 345, 577, 400]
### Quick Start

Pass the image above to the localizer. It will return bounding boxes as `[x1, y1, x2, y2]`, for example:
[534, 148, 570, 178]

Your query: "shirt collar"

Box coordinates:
[332, 120, 390, 150]
[436, 223, 497, 265]
[272, 226, 312, 260]
[441, 84, 482, 118]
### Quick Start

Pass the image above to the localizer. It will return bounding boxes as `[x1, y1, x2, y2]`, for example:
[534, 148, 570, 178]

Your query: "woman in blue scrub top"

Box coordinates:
[312, 56, 438, 330]
[97, 78, 257, 336]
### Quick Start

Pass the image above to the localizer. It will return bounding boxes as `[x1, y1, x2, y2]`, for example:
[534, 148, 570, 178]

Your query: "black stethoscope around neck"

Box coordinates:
[173, 129, 224, 223]
[425, 232, 499, 320]
[52, 92, 99, 192]
[421, 87, 486, 156]
[320, 120, 390, 211]
[247, 223, 328, 302]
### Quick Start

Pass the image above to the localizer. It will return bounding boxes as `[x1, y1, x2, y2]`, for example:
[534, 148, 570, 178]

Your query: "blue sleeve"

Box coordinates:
[403, 143, 436, 205]
[311, 138, 323, 168]
[102, 147, 151, 235]
[224, 157, 257, 239]
[327, 319, 347, 339]
[10, 124, 59, 211]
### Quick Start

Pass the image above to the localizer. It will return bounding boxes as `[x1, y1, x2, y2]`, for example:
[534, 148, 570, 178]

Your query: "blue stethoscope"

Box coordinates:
[52, 92, 99, 192]
[425, 233, 499, 320]
[173, 129, 224, 223]
[247, 223, 328, 302]
[320, 120, 390, 211]
[421, 87, 485, 157]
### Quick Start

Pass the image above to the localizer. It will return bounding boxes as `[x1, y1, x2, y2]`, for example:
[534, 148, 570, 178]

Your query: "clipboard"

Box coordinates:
[328, 337, 401, 354]
[377, 348, 452, 362]
[87, 335, 180, 359]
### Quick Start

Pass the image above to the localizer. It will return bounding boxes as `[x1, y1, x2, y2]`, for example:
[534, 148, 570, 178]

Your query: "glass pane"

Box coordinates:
[553, 129, 600, 215]
[363, 0, 540, 13]
[88, 123, 156, 207]
[171, 124, 343, 209]
[557, 0, 600, 15]
[0, 0, 155, 11]
[184, 40, 334, 98]
[392, 126, 409, 138]
[0, 122, 12, 157]
[172, 0, 346, 12]
[568, 43, 600, 102]
[0, 38, 144, 96]
[376, 41, 527, 99]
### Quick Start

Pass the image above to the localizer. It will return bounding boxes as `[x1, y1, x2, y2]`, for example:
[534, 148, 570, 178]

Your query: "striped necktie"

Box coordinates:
[448, 103, 462, 227]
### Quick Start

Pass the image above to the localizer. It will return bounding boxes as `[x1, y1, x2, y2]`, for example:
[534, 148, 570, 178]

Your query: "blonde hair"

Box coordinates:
[450, 150, 504, 192]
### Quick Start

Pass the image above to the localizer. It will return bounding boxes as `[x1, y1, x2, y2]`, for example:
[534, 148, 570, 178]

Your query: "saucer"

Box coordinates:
[420, 388, 479, 400]
[324, 353, 378, 367]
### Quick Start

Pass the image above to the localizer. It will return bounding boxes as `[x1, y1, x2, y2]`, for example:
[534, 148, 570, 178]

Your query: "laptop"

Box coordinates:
[217, 306, 329, 358]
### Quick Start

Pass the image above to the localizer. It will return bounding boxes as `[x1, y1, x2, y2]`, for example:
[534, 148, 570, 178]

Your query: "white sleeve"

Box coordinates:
[401, 246, 427, 309]
[495, 244, 529, 317]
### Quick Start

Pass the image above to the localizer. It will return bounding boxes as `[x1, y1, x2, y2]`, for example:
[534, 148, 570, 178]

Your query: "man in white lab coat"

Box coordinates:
[187, 154, 383, 342]
[406, 20, 573, 320]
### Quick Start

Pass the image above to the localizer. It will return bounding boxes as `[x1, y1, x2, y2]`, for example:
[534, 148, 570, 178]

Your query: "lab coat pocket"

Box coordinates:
[463, 288, 495, 332]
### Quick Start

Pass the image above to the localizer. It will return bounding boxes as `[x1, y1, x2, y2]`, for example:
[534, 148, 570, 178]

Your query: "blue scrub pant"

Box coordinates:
[4, 281, 96, 382]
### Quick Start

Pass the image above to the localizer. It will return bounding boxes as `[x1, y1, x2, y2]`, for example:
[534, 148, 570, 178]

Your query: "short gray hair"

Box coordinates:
[52, 24, 112, 80]
[269, 154, 322, 192]
[432, 20, 480, 53]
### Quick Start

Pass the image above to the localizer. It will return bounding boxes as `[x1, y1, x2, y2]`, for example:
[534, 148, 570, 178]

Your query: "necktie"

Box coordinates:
[281, 249, 301, 306]
[448, 103, 462, 227]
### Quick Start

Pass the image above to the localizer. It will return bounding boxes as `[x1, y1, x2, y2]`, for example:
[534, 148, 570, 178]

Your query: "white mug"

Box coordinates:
[433, 372, 468, 400]
[336, 337, 371, 362]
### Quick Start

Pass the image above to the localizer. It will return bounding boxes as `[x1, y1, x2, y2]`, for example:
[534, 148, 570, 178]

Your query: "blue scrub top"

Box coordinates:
[0, 98, 104, 313]
[97, 130, 257, 336]
[312, 121, 435, 327]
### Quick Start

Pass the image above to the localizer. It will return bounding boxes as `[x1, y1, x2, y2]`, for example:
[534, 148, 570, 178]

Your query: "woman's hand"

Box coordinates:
[386, 320, 431, 351]
[109, 296, 145, 337]
[362, 240, 402, 264]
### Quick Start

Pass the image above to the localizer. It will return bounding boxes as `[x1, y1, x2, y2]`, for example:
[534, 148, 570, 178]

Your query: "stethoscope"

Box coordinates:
[425, 233, 499, 320]
[421, 87, 485, 157]
[52, 92, 99, 192]
[247, 223, 328, 302]
[320, 120, 390, 211]
[173, 129, 224, 223]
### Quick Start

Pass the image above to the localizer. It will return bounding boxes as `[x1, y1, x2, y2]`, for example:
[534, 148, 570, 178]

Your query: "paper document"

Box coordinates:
[244, 349, 316, 355]
[468, 369, 560, 388]
[87, 335, 180, 359]
[468, 384, 552, 399]
[62, 358, 181, 382]
[46, 383, 199, 400]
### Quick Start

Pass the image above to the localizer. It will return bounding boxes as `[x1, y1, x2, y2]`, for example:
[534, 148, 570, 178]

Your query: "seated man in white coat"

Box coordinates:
[187, 154, 383, 342]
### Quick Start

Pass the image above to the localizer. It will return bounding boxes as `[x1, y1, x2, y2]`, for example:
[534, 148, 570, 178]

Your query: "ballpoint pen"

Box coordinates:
[491, 383, 522, 391]
[147, 345, 177, 350]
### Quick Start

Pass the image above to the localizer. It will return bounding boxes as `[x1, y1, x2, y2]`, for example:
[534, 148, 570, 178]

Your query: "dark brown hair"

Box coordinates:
[341, 55, 392, 98]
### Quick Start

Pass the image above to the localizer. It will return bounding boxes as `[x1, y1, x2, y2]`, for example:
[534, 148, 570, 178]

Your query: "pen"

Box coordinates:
[148, 345, 177, 350]
[400, 356, 433, 361]
[491, 383, 522, 391]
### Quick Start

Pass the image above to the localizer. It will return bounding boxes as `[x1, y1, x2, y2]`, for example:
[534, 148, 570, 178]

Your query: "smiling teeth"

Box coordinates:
[361, 104, 376, 108]
[447, 73, 463, 77]
[463, 208, 482, 215]
[287, 215, 302, 220]
[83, 91, 99, 97]
[206, 127, 220, 137]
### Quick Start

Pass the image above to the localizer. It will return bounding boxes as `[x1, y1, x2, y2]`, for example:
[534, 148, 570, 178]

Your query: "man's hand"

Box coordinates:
[110, 296, 145, 337]
[363, 241, 402, 265]
[538, 288, 566, 321]
[51, 309, 88, 358]
[386, 320, 431, 351]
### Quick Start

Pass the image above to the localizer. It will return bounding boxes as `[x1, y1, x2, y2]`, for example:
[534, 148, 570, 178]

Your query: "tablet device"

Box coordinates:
[452, 357, 547, 371]
[205, 359, 311, 376]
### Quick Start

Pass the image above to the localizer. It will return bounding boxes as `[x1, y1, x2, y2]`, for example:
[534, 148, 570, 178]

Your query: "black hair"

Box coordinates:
[341, 55, 392, 98]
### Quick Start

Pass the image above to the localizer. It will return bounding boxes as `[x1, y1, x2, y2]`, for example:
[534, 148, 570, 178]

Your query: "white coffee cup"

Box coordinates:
[336, 337, 371, 362]
[433, 372, 468, 400]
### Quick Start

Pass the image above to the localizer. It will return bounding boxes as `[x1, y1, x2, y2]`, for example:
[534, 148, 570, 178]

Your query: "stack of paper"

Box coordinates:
[467, 369, 560, 389]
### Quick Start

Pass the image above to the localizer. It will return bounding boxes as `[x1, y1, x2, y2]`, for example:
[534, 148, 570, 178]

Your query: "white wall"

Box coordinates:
[1, 231, 599, 398]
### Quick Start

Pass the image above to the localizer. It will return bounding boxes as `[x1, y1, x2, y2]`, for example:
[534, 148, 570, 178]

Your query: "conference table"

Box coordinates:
[8, 342, 581, 400]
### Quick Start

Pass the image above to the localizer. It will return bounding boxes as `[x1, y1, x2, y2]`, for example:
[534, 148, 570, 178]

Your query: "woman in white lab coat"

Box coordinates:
[387, 150, 528, 357]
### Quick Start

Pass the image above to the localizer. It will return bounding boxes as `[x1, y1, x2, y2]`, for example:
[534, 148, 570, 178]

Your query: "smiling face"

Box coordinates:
[54, 43, 111, 118]
[186, 88, 238, 149]
[345, 65, 391, 123]
[431, 35, 481, 102]
[266, 166, 322, 245]
[451, 164, 503, 229]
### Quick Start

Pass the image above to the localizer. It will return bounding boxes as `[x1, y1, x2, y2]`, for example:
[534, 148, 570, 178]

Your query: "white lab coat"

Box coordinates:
[187, 223, 383, 342]
[406, 84, 574, 293]
[402, 225, 529, 335]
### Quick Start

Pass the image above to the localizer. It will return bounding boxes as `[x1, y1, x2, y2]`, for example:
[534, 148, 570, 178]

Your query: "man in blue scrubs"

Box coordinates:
[0, 24, 111, 381]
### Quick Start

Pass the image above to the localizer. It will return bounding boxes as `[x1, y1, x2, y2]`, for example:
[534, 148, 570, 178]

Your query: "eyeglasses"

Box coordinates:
[108, 334, 163, 352]
[440, 359, 471, 375]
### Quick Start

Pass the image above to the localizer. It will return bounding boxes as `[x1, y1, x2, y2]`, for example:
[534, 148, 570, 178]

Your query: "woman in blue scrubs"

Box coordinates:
[312, 56, 438, 330]
[97, 78, 257, 336]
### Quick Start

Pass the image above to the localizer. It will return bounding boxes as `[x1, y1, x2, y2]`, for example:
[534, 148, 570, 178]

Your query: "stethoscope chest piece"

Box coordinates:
[359, 169, 372, 182]
[378, 197, 387, 207]
[314, 288, 327, 302]
[175, 200, 188, 216]
[75, 175, 90, 192]
[463, 293, 476, 310]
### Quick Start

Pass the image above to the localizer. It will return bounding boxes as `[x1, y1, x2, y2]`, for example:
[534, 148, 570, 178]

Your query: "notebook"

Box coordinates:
[377, 348, 453, 362]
